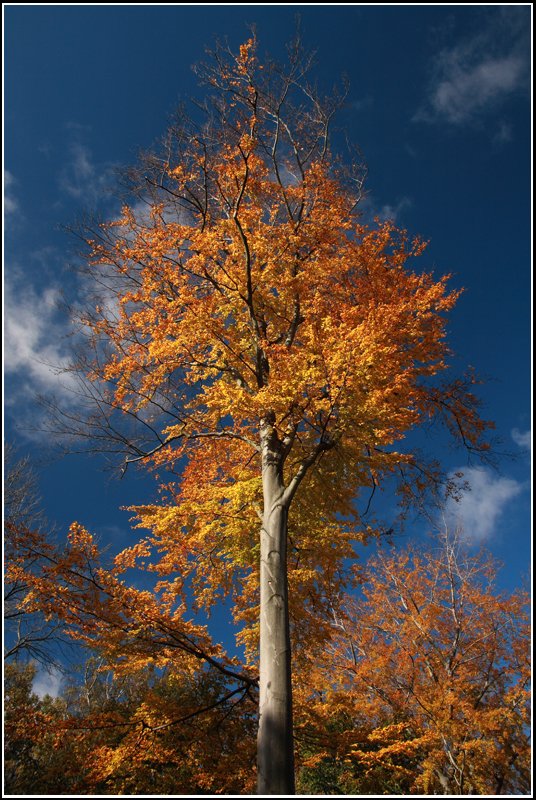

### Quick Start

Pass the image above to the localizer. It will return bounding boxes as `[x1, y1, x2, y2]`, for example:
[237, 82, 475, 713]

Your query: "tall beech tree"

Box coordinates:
[38, 36, 490, 793]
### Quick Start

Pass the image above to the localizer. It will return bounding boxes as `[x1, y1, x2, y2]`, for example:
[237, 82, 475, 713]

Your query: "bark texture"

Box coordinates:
[257, 418, 295, 795]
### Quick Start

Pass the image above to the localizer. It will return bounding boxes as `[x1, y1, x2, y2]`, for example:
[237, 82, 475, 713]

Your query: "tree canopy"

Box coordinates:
[60, 34, 490, 663]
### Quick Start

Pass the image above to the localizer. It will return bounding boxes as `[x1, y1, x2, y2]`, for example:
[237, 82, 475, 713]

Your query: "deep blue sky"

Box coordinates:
[4, 5, 532, 665]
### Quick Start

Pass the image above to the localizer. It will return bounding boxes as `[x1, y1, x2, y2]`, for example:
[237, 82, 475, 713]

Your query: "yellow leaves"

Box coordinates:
[239, 38, 255, 63]
[349, 733, 429, 768]
[301, 751, 332, 769]
[113, 540, 152, 572]
[67, 521, 97, 556]
[366, 721, 412, 743]
[168, 164, 186, 181]
[303, 533, 530, 794]
[83, 132, 476, 489]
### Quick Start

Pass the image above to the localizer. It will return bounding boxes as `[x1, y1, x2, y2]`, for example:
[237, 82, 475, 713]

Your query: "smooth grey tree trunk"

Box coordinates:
[257, 418, 295, 795]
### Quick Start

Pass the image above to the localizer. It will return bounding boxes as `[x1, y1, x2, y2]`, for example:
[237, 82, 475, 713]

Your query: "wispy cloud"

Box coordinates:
[360, 194, 413, 225]
[4, 267, 78, 405]
[349, 95, 373, 113]
[58, 141, 116, 207]
[377, 196, 413, 223]
[416, 8, 529, 128]
[444, 466, 523, 542]
[4, 169, 18, 215]
[425, 55, 524, 125]
[492, 120, 513, 146]
[511, 427, 531, 451]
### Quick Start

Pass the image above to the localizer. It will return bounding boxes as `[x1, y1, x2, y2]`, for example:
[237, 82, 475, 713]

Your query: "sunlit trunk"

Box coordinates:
[257, 421, 295, 795]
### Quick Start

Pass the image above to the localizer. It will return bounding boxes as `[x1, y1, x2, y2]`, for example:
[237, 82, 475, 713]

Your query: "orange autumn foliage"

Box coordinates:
[6, 520, 254, 688]
[6, 529, 528, 795]
[67, 37, 490, 668]
[5, 523, 258, 793]
[295, 531, 530, 795]
[4, 659, 257, 795]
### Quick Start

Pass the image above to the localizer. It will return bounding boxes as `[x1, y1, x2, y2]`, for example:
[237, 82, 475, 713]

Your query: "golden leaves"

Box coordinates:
[296, 534, 530, 794]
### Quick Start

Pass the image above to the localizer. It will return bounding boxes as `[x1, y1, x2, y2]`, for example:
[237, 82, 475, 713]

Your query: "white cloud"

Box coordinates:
[416, 9, 529, 127]
[59, 142, 116, 206]
[4, 169, 18, 215]
[428, 55, 524, 125]
[32, 664, 63, 699]
[359, 194, 413, 225]
[377, 196, 413, 223]
[4, 267, 78, 404]
[444, 466, 523, 542]
[511, 427, 531, 451]
[349, 96, 373, 113]
[492, 120, 513, 145]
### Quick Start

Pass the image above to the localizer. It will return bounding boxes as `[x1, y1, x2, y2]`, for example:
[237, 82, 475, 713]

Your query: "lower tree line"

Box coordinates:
[5, 529, 530, 795]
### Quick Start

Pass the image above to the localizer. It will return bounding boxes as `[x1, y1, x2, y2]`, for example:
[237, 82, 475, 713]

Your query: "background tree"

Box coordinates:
[295, 530, 530, 795]
[4, 661, 69, 794]
[36, 33, 490, 794]
[4, 657, 257, 795]
[3, 443, 66, 666]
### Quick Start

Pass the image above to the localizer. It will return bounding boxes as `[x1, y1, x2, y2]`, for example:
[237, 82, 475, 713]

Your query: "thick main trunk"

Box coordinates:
[257, 427, 295, 795]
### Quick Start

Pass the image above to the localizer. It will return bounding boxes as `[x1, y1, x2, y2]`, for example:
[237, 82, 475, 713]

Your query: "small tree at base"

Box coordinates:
[295, 529, 530, 795]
